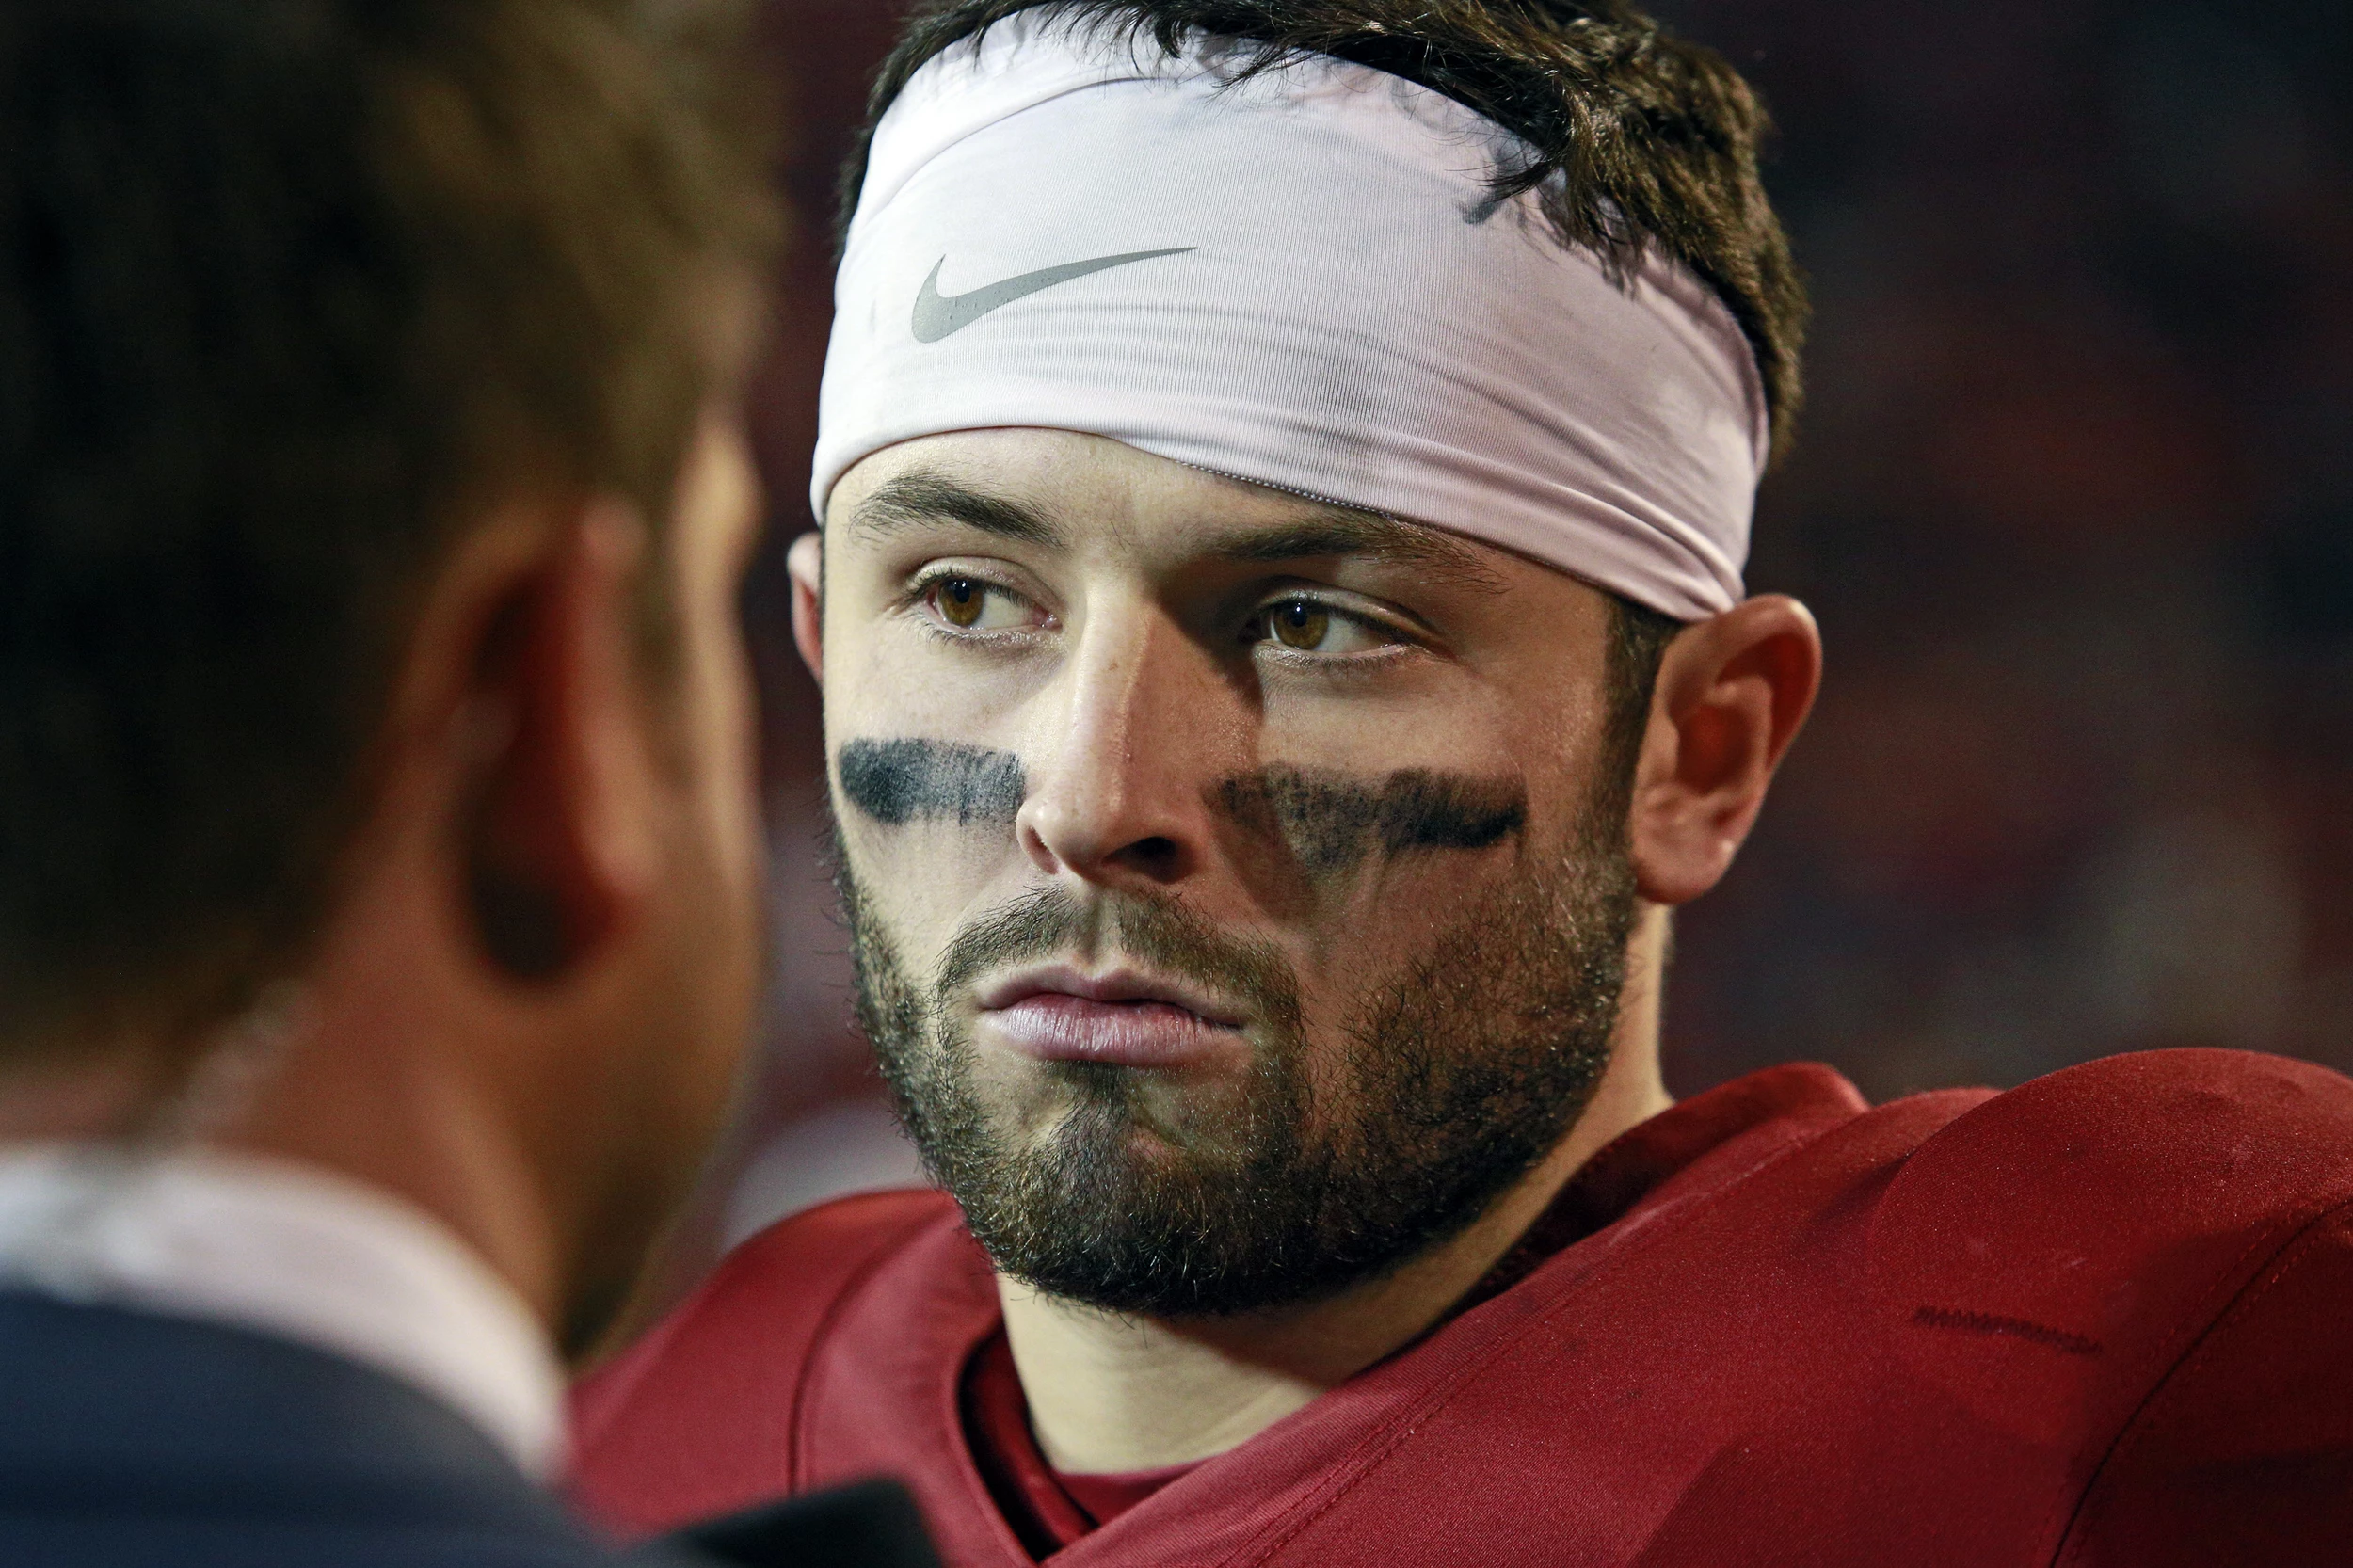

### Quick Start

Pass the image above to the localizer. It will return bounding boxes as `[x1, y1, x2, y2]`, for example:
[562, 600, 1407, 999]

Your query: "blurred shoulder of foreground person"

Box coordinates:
[0, 2, 934, 1564]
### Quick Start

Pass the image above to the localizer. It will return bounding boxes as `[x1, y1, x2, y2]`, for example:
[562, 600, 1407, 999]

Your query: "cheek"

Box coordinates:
[678, 680, 762, 1087]
[661, 560, 763, 1030]
[830, 615, 1023, 743]
[688, 616, 762, 914]
[1275, 844, 1529, 1066]
[673, 423, 768, 916]
[634, 644, 763, 1163]
[838, 815, 1009, 955]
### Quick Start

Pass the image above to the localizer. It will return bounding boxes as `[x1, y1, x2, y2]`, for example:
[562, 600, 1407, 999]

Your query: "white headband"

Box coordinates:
[814, 11, 1769, 619]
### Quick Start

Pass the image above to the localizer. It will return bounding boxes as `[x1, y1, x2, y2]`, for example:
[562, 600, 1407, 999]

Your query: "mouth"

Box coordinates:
[973, 964, 1250, 1069]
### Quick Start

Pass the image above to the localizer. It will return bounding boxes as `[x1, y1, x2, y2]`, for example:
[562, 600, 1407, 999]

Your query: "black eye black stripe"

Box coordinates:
[1214, 765, 1526, 873]
[838, 738, 1026, 826]
[840, 737, 1525, 882]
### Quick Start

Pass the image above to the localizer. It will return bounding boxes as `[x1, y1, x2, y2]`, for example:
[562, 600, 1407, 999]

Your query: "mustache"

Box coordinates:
[836, 737, 1527, 874]
[936, 885, 1304, 1040]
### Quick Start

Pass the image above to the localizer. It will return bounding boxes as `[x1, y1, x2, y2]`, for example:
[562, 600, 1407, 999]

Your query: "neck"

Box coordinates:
[0, 876, 575, 1354]
[1000, 904, 1674, 1473]
[0, 1030, 565, 1347]
[0, 1048, 181, 1144]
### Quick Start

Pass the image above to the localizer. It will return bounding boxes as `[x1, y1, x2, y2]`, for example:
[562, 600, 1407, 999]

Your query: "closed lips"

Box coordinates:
[977, 968, 1248, 1068]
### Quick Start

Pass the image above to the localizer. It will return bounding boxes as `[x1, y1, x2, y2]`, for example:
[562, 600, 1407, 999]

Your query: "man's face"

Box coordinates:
[817, 429, 1642, 1317]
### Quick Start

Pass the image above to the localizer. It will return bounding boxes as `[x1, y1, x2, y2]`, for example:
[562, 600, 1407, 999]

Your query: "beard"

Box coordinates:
[839, 813, 1640, 1320]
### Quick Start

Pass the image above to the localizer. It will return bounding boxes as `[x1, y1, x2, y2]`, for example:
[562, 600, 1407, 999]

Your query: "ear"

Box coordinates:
[1626, 594, 1821, 906]
[456, 500, 663, 981]
[787, 530, 824, 683]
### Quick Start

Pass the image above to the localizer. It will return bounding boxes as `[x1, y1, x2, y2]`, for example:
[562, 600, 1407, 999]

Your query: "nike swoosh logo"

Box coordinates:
[911, 248, 1195, 343]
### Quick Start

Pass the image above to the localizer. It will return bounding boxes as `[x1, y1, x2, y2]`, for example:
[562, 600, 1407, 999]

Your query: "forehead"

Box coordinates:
[826, 427, 1517, 591]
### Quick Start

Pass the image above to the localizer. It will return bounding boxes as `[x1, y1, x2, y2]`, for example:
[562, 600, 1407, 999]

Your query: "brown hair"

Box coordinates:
[0, 0, 777, 1059]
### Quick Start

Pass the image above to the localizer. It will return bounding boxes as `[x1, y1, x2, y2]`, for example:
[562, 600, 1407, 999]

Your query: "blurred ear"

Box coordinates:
[453, 500, 662, 981]
[1626, 595, 1821, 906]
[787, 529, 823, 682]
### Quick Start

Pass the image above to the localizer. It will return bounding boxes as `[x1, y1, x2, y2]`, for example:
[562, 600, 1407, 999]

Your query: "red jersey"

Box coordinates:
[573, 1051, 2353, 1565]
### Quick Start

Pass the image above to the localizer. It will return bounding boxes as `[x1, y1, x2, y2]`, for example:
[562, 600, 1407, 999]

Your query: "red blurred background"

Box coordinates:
[653, 0, 2353, 1299]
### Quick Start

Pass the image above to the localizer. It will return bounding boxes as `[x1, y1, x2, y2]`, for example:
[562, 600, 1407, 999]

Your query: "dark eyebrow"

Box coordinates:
[1217, 506, 1509, 596]
[845, 470, 1066, 549]
[846, 471, 1504, 594]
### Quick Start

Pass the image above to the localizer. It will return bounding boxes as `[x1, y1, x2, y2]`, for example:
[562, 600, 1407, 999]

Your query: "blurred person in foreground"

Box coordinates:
[573, 2, 2353, 1563]
[0, 2, 936, 1563]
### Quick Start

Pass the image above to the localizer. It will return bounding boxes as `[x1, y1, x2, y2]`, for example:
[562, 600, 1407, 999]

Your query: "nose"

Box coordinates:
[1016, 600, 1226, 890]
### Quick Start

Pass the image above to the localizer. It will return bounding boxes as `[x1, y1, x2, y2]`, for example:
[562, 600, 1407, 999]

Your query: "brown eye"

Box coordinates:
[936, 577, 984, 628]
[1270, 599, 1329, 650]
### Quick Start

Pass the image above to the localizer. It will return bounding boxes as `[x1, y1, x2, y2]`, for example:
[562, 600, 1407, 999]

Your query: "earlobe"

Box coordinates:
[1626, 595, 1821, 906]
[787, 531, 824, 681]
[456, 500, 660, 983]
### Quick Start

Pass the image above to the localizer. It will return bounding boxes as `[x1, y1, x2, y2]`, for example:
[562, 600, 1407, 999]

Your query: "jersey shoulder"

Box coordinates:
[1571, 1051, 2353, 1563]
[1868, 1047, 2353, 1299]
[571, 1186, 959, 1536]
[1859, 1048, 2353, 1555]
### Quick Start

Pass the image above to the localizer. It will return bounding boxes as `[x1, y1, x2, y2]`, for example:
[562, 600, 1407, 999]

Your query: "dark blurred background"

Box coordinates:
[666, 0, 2353, 1283]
